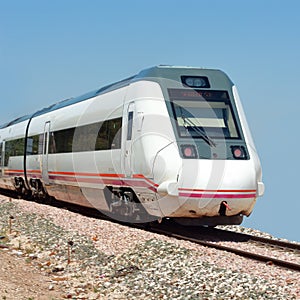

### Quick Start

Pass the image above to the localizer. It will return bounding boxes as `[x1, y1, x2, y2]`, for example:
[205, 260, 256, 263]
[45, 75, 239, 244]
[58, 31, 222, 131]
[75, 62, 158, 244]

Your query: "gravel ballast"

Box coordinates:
[0, 197, 299, 299]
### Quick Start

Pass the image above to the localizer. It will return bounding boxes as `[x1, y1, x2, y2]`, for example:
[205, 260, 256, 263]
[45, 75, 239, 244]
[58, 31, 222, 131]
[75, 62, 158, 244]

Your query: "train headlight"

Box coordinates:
[181, 144, 198, 159]
[181, 76, 210, 88]
[231, 146, 247, 160]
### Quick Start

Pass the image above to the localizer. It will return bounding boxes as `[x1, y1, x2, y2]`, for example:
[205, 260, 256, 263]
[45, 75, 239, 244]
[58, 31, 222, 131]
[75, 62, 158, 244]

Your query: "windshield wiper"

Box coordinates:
[182, 116, 216, 147]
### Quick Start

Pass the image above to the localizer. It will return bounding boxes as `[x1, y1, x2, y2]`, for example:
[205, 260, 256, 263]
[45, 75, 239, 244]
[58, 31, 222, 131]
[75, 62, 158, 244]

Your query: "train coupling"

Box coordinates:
[218, 201, 232, 216]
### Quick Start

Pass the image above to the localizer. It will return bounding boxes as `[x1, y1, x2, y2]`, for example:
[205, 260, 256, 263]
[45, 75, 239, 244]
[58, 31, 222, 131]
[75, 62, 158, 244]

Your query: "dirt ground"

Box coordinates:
[0, 250, 62, 300]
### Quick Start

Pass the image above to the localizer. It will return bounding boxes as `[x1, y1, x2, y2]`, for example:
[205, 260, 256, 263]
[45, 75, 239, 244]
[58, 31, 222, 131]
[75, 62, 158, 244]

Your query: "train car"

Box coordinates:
[0, 66, 264, 225]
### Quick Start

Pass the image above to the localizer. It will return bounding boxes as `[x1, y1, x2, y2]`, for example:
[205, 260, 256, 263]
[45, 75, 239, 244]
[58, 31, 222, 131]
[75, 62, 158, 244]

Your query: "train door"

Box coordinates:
[42, 121, 50, 184]
[124, 102, 135, 176]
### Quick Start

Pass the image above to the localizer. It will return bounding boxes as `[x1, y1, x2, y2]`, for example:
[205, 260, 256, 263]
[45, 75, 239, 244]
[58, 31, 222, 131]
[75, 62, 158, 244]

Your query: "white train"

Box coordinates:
[0, 66, 264, 225]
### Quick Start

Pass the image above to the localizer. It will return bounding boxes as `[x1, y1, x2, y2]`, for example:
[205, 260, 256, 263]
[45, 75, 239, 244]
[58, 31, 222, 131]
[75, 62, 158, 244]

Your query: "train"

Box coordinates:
[0, 65, 264, 225]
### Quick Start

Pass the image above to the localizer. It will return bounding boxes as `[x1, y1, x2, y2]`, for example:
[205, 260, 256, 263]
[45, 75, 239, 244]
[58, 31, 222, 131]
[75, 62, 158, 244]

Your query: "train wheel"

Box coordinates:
[103, 186, 151, 223]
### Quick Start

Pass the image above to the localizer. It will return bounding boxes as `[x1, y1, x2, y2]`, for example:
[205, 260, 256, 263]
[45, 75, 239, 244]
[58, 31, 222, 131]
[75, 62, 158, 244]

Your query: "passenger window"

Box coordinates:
[43, 132, 48, 155]
[49, 117, 122, 153]
[127, 111, 133, 140]
[38, 134, 44, 154]
[108, 118, 122, 149]
[4, 138, 24, 166]
[26, 137, 33, 155]
[50, 128, 74, 153]
[96, 121, 109, 150]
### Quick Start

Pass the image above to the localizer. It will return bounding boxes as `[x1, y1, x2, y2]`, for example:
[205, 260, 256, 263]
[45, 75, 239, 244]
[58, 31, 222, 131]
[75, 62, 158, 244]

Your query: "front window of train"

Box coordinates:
[168, 89, 241, 141]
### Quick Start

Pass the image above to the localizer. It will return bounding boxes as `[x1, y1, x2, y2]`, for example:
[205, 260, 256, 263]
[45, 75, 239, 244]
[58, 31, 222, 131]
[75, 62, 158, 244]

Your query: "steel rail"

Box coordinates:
[150, 227, 300, 272]
[210, 228, 300, 251]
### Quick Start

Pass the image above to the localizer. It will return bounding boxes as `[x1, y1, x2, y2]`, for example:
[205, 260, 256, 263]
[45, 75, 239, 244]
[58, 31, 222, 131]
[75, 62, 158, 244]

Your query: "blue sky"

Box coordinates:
[0, 0, 299, 241]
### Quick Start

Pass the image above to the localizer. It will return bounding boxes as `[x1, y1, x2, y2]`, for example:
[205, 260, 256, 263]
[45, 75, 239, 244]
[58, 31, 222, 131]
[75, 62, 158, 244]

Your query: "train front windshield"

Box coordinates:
[168, 89, 241, 140]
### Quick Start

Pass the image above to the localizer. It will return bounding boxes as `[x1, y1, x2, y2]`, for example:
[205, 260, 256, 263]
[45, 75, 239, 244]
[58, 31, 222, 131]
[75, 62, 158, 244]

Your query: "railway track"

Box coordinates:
[2, 194, 300, 272]
[148, 221, 300, 272]
[60, 201, 300, 272]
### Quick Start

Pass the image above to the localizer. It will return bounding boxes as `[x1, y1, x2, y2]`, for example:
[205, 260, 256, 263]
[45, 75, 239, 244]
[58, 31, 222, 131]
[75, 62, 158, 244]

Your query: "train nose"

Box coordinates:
[155, 153, 261, 220]
[170, 159, 259, 218]
[178, 159, 258, 195]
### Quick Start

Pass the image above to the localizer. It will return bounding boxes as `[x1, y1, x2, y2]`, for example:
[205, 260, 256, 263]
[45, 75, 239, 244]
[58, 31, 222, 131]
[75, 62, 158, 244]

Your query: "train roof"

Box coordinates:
[0, 65, 225, 129]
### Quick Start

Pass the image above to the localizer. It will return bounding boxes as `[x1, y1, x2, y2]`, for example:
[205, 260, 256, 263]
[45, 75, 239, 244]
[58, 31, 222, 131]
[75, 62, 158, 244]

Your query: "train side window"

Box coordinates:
[4, 142, 8, 166]
[32, 135, 40, 154]
[51, 128, 74, 153]
[73, 122, 100, 152]
[44, 117, 122, 153]
[24, 135, 40, 155]
[38, 134, 44, 154]
[73, 117, 122, 151]
[43, 131, 48, 155]
[96, 121, 109, 150]
[4, 138, 24, 166]
[109, 118, 122, 149]
[26, 137, 33, 155]
[127, 111, 133, 140]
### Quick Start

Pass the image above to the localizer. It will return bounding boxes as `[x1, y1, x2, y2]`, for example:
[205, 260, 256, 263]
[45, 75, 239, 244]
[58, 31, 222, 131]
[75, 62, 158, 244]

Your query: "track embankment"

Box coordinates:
[0, 196, 299, 299]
